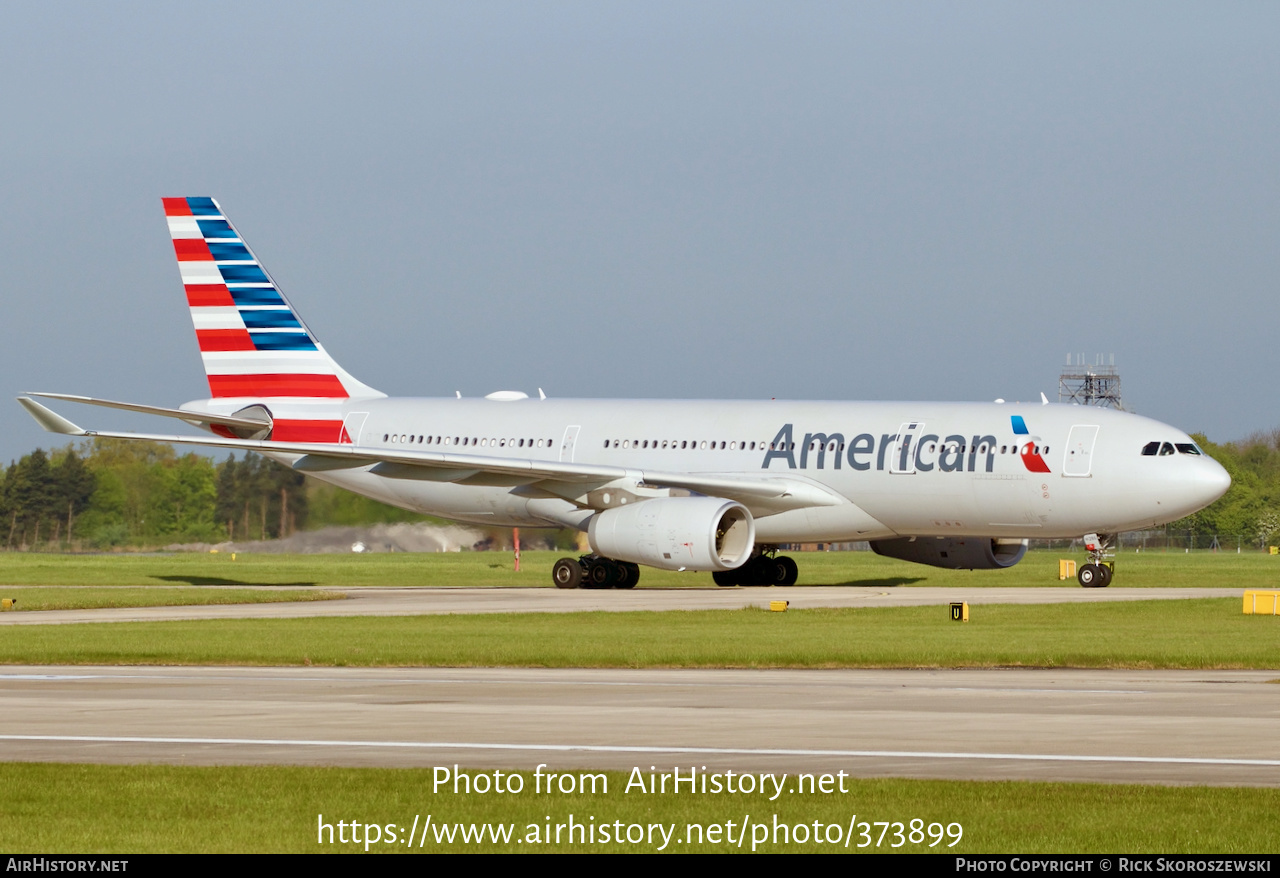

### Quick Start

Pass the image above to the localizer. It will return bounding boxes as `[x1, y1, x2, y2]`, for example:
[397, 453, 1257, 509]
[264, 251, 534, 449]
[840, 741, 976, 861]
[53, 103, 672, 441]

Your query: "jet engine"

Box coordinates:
[587, 497, 755, 572]
[870, 537, 1028, 570]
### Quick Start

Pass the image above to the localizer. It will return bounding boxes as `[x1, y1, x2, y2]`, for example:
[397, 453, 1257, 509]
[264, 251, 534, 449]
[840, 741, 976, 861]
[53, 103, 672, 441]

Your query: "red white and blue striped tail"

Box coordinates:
[163, 197, 383, 402]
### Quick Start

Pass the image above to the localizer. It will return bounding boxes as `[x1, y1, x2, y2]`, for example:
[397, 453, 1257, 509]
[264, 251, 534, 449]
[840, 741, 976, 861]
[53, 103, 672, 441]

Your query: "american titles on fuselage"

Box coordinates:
[758, 423, 1041, 473]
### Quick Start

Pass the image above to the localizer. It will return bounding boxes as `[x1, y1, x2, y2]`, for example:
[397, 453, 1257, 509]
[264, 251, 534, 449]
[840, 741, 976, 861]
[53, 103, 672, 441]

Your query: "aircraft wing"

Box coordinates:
[17, 396, 843, 514]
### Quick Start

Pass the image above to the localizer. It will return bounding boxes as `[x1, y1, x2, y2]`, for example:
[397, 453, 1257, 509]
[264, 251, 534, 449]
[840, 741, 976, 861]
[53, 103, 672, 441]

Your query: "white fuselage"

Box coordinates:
[194, 395, 1231, 542]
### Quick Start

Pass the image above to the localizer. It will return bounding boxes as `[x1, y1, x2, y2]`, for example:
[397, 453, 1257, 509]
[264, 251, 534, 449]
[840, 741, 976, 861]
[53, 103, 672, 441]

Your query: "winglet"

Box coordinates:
[16, 397, 88, 435]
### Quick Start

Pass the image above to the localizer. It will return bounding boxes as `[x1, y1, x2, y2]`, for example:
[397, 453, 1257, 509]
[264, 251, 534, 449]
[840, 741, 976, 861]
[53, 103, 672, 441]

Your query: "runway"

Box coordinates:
[0, 585, 1242, 625]
[1, 586, 1272, 787]
[3, 665, 1278, 786]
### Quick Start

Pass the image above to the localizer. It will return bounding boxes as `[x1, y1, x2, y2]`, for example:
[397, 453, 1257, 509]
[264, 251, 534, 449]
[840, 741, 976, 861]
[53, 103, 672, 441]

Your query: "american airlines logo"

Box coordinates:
[761, 418, 1051, 474]
[1010, 415, 1051, 474]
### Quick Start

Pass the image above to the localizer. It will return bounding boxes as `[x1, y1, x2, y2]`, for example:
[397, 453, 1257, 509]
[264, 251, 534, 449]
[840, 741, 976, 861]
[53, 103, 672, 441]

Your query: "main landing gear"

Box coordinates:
[1077, 532, 1114, 588]
[552, 555, 640, 589]
[712, 551, 799, 587]
[550, 551, 801, 588]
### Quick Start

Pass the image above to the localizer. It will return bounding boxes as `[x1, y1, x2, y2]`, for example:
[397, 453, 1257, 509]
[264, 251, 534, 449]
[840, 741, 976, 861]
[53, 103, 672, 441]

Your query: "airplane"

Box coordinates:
[18, 197, 1231, 589]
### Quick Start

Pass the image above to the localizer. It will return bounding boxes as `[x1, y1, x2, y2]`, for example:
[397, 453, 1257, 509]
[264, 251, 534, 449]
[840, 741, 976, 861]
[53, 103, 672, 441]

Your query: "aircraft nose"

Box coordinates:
[1200, 457, 1232, 504]
[1177, 453, 1228, 509]
[1151, 452, 1231, 522]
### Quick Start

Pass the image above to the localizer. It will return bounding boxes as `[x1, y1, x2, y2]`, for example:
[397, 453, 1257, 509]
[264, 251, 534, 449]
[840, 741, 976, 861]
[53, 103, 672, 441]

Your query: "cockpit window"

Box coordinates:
[1143, 440, 1203, 456]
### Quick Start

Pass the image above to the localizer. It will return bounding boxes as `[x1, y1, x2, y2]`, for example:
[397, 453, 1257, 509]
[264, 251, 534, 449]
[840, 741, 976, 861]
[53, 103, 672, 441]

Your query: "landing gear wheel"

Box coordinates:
[553, 557, 583, 589]
[588, 561, 611, 587]
[1078, 563, 1103, 588]
[742, 556, 780, 586]
[611, 561, 630, 588]
[1095, 563, 1112, 587]
[777, 555, 799, 586]
[617, 562, 640, 589]
[763, 558, 788, 585]
[712, 570, 740, 587]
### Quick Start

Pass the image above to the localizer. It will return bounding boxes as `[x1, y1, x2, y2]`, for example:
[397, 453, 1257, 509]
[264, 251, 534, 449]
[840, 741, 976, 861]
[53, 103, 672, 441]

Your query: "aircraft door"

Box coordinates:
[889, 422, 922, 474]
[341, 412, 369, 445]
[560, 425, 581, 462]
[1063, 425, 1099, 477]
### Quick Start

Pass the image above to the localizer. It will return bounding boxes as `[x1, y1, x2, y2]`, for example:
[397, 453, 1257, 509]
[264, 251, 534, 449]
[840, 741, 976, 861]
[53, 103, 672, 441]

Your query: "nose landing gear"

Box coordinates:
[1077, 532, 1114, 588]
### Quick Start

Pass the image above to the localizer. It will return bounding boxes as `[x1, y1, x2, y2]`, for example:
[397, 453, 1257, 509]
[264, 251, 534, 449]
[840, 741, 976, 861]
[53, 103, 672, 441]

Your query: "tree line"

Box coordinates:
[1182, 431, 1280, 548]
[0, 439, 428, 550]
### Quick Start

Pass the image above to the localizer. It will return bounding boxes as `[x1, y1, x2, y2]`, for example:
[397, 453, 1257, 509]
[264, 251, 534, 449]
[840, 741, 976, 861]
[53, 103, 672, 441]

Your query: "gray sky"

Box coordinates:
[3, 2, 1277, 464]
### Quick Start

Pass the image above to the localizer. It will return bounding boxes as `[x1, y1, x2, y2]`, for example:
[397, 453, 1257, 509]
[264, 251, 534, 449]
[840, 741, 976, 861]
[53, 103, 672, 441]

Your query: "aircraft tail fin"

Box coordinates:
[162, 197, 384, 401]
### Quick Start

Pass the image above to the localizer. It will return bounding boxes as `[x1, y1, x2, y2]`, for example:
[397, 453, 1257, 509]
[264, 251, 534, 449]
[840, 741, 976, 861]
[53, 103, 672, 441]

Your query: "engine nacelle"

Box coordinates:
[870, 537, 1028, 570]
[588, 497, 755, 572]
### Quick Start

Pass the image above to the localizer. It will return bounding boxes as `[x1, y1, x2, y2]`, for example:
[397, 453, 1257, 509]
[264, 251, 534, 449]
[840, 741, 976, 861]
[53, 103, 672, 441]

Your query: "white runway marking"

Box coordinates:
[0, 671, 660, 687]
[4, 734, 1280, 768]
[0, 674, 98, 681]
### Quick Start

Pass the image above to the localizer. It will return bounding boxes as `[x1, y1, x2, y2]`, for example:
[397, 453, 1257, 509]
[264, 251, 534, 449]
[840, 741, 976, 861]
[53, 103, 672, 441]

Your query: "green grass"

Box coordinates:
[1, 763, 1276, 853]
[0, 550, 1259, 611]
[2, 599, 1276, 668]
[0, 587, 344, 612]
[2, 554, 1277, 854]
[0, 548, 1276, 589]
